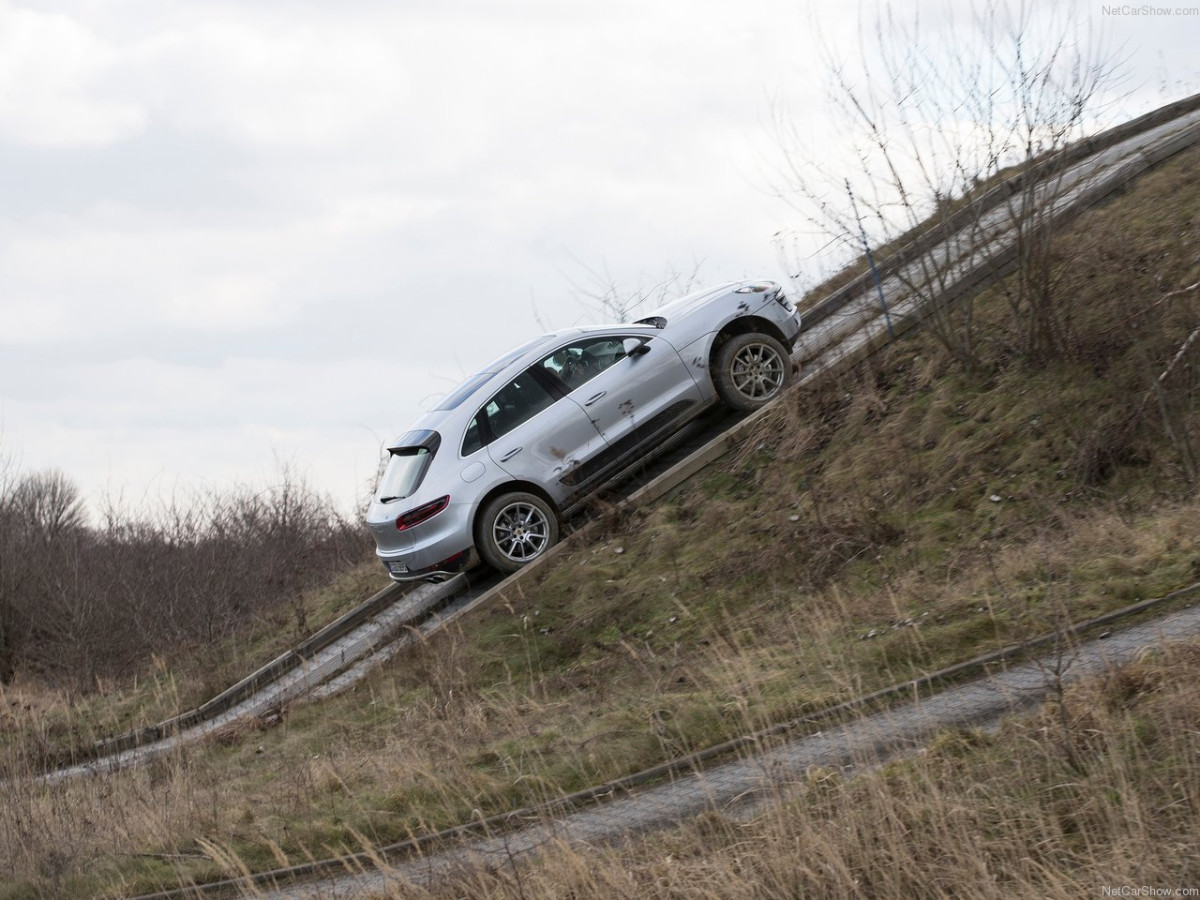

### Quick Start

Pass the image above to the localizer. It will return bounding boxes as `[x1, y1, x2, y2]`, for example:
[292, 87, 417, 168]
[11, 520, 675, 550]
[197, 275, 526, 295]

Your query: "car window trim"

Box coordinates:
[462, 363, 567, 457]
[534, 334, 651, 397]
[459, 333, 657, 459]
[528, 363, 569, 399]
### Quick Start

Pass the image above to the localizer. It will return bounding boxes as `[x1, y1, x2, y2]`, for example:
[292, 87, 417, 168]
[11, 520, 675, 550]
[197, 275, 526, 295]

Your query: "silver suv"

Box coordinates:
[366, 280, 801, 581]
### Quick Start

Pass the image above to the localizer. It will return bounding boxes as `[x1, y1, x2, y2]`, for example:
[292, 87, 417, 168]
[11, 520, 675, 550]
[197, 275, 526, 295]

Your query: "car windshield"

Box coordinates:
[376, 446, 435, 502]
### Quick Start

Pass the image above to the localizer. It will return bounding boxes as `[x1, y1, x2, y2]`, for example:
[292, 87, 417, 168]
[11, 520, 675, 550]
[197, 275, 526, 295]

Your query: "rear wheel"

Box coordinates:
[713, 333, 791, 412]
[476, 492, 559, 573]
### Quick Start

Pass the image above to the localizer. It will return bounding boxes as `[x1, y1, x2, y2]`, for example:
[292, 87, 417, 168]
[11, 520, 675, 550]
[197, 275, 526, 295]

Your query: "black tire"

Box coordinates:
[713, 333, 791, 412]
[476, 492, 559, 573]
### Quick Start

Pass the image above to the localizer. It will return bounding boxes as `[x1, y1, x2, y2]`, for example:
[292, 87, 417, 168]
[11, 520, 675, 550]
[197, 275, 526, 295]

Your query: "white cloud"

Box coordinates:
[0, 2, 146, 147]
[133, 20, 407, 148]
[0, 296, 68, 343]
[163, 273, 281, 330]
[2, 352, 445, 518]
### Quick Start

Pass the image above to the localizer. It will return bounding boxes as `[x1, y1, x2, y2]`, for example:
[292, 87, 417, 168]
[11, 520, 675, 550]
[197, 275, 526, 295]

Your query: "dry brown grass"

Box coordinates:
[0, 558, 389, 780]
[418, 638, 1200, 899]
[8, 487, 1199, 897]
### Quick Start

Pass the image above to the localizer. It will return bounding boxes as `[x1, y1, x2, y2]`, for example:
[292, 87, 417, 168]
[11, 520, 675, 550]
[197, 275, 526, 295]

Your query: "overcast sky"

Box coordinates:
[1, 0, 1196, 520]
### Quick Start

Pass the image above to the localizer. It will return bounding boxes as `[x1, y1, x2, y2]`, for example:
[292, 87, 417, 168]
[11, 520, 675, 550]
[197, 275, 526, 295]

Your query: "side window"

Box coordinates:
[538, 338, 629, 392]
[461, 413, 484, 456]
[482, 373, 558, 441]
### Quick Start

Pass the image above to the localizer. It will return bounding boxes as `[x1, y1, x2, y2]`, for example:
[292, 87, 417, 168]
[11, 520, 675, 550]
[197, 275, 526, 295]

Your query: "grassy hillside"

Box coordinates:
[433, 635, 1200, 898]
[0, 143, 1198, 898]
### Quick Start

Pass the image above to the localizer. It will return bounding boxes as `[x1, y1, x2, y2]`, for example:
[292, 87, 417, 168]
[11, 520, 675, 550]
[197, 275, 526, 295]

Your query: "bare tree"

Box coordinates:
[560, 257, 705, 324]
[0, 468, 88, 683]
[0, 460, 25, 683]
[0, 458, 372, 690]
[777, 0, 1119, 367]
[9, 469, 87, 545]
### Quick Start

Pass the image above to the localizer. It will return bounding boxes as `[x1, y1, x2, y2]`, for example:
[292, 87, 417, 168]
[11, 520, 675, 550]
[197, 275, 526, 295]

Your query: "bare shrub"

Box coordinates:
[778, 0, 1119, 368]
[0, 468, 88, 686]
[561, 259, 704, 324]
[0, 462, 372, 691]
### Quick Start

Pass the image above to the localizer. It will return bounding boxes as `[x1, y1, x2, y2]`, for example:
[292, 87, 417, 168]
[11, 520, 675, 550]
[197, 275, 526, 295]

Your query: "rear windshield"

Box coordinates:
[376, 446, 435, 502]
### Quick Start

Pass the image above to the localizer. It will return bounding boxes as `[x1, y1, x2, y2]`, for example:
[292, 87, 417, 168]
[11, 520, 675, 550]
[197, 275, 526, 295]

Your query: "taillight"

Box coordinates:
[396, 495, 450, 531]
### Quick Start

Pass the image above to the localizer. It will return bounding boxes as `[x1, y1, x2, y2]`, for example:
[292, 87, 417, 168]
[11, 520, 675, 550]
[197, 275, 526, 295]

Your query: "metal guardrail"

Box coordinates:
[801, 91, 1200, 333]
[791, 109, 1200, 386]
[49, 579, 437, 771]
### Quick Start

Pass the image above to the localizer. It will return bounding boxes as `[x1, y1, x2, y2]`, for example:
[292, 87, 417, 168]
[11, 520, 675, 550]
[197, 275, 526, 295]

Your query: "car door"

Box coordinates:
[534, 333, 704, 484]
[481, 367, 609, 505]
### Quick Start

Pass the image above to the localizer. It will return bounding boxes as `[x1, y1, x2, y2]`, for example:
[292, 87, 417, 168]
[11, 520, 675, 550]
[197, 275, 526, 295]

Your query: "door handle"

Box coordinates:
[499, 446, 523, 462]
[584, 391, 607, 407]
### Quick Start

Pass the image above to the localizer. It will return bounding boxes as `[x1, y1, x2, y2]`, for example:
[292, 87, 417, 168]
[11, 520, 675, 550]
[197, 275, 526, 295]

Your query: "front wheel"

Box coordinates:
[713, 333, 792, 412]
[476, 492, 560, 574]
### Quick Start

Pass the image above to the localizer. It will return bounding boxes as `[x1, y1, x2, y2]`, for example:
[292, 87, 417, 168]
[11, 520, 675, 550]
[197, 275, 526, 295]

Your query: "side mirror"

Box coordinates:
[625, 339, 651, 358]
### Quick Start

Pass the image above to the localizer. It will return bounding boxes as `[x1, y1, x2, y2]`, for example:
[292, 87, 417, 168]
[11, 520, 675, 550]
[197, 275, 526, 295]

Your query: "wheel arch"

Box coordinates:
[706, 316, 790, 373]
[471, 480, 560, 539]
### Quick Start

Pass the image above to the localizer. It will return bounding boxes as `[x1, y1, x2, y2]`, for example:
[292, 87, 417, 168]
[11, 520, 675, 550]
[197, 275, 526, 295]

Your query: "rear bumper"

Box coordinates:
[380, 546, 478, 582]
[370, 496, 478, 582]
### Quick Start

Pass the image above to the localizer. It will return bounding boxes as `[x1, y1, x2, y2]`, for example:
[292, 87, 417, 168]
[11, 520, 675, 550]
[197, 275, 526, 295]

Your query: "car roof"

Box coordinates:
[389, 280, 764, 448]
[388, 327, 638, 448]
[461, 322, 664, 387]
